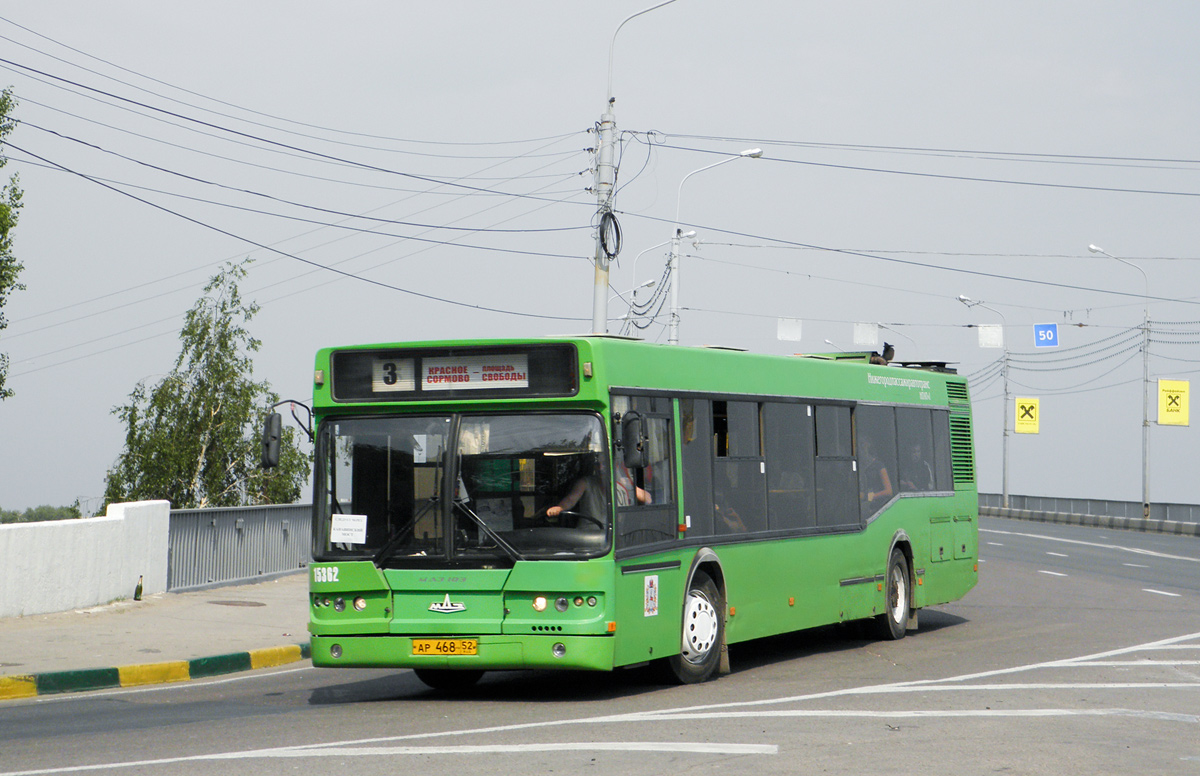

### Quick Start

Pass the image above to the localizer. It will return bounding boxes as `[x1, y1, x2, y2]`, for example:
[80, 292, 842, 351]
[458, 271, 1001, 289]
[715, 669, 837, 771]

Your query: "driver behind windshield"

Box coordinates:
[545, 454, 605, 525]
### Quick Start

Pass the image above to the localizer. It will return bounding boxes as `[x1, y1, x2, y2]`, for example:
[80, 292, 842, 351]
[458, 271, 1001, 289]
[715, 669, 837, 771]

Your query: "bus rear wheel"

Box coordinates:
[874, 547, 910, 641]
[413, 668, 485, 691]
[667, 571, 723, 684]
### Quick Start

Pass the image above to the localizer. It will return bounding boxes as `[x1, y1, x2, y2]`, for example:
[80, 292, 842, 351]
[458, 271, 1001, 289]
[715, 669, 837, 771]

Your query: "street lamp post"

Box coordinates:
[1089, 244, 1151, 518]
[959, 295, 1010, 508]
[667, 148, 763, 345]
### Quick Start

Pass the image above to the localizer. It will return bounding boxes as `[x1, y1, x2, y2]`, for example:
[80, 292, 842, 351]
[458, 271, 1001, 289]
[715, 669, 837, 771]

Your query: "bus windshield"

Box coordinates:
[315, 413, 610, 564]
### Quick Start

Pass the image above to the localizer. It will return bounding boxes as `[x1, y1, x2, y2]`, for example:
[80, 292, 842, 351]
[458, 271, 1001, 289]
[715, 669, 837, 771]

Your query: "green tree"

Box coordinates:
[0, 88, 25, 401]
[0, 503, 82, 524]
[103, 260, 309, 509]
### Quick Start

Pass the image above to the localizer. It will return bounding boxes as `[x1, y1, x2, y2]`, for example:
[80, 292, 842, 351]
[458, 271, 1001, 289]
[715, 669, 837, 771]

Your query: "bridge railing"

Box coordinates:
[167, 503, 312, 591]
[978, 493, 1200, 524]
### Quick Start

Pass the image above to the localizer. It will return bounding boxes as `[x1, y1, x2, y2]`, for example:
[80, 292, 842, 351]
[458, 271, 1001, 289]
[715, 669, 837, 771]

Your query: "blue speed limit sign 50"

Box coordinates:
[1034, 323, 1059, 348]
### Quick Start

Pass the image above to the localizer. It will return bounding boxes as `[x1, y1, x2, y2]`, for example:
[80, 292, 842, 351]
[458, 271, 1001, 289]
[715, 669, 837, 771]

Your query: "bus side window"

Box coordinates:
[713, 400, 765, 535]
[931, 409, 954, 490]
[681, 398, 715, 537]
[764, 402, 816, 531]
[896, 407, 937, 493]
[614, 395, 678, 550]
[814, 405, 857, 529]
[856, 405, 898, 521]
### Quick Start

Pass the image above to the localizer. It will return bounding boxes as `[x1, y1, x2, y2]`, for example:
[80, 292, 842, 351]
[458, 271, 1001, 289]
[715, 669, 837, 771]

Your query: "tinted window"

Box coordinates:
[896, 407, 937, 492]
[814, 405, 857, 528]
[816, 405, 852, 457]
[764, 402, 816, 530]
[857, 405, 898, 520]
[680, 398, 715, 536]
[713, 400, 761, 458]
[931, 409, 954, 490]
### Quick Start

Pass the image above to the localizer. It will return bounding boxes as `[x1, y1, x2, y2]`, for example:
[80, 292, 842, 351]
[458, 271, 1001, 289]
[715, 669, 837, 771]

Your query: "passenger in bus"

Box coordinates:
[714, 489, 747, 533]
[613, 458, 652, 508]
[859, 437, 894, 504]
[900, 442, 935, 491]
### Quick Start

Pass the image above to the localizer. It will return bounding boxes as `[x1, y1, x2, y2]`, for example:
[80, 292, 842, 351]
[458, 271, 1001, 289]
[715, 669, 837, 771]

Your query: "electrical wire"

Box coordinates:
[8, 141, 590, 323]
[0, 16, 584, 149]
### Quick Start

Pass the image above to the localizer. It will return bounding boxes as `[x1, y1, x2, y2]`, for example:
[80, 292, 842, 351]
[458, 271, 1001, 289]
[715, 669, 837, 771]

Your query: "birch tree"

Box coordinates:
[103, 260, 308, 509]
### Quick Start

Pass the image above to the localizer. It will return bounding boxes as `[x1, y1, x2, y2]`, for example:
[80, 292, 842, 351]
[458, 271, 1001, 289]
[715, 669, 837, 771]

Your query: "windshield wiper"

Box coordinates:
[374, 496, 439, 564]
[454, 501, 525, 563]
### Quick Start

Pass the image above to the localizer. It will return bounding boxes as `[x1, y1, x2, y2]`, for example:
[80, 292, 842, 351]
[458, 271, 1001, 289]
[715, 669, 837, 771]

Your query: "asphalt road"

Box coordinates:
[2, 516, 1198, 775]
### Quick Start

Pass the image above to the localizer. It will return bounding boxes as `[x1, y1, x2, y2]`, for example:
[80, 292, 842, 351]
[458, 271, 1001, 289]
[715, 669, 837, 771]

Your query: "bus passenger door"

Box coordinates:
[611, 394, 684, 667]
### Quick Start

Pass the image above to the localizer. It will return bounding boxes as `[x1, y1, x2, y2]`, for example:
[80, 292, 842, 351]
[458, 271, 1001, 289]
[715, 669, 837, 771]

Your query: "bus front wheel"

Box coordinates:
[667, 571, 724, 684]
[874, 547, 910, 641]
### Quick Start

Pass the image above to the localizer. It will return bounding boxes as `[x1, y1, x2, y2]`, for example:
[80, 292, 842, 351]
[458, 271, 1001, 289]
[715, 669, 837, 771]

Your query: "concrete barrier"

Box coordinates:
[979, 504, 1200, 537]
[0, 501, 169, 618]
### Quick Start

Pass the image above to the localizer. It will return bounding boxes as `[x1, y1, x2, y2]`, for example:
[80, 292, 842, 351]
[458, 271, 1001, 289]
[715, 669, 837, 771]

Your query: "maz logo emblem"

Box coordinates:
[429, 594, 466, 613]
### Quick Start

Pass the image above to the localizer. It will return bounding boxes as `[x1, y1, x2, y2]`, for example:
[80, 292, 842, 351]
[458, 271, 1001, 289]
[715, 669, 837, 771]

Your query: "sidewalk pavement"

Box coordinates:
[0, 572, 311, 700]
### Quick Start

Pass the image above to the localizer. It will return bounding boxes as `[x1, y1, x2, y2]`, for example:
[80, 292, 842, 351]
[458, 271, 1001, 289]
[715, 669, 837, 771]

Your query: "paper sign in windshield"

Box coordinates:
[330, 514, 368, 545]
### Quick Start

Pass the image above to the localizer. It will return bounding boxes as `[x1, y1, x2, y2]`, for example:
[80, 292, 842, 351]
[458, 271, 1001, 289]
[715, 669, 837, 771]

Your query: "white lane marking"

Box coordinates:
[7, 631, 1200, 776]
[0, 742, 776, 775]
[222, 742, 779, 758]
[1124, 563, 1149, 568]
[987, 542, 1005, 547]
[642, 708, 1200, 724]
[980, 527, 1200, 564]
[1143, 589, 1182, 598]
[1076, 661, 1200, 666]
[1038, 570, 1068, 577]
[1046, 552, 1068, 557]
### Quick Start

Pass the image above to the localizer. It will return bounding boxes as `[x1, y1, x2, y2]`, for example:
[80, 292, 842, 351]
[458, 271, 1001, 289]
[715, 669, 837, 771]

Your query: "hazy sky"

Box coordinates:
[2, 2, 1199, 513]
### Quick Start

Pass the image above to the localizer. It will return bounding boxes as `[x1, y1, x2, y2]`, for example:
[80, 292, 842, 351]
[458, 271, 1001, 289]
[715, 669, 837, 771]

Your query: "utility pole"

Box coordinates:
[958, 295, 1010, 508]
[1089, 244, 1151, 518]
[590, 1, 678, 334]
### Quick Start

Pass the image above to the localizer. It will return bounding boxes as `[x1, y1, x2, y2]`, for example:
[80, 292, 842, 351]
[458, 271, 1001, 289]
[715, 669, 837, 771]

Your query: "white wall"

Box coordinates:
[0, 501, 169, 618]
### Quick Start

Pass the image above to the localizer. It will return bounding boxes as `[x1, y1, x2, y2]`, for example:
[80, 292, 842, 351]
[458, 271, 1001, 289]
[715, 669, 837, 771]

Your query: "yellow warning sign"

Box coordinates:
[1158, 379, 1189, 426]
[1015, 398, 1039, 434]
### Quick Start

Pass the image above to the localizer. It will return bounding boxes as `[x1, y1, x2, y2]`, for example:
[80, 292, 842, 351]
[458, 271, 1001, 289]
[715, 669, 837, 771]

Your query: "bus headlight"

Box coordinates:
[353, 597, 367, 611]
[532, 596, 548, 612]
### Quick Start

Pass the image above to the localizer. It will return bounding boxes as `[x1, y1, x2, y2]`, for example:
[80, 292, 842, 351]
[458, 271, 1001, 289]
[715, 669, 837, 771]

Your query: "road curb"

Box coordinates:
[981, 505, 1200, 537]
[0, 642, 311, 701]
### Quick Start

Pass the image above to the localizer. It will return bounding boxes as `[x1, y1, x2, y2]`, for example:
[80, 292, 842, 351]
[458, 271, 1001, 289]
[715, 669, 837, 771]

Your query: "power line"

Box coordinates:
[9, 141, 590, 323]
[0, 15, 584, 149]
[0, 55, 594, 204]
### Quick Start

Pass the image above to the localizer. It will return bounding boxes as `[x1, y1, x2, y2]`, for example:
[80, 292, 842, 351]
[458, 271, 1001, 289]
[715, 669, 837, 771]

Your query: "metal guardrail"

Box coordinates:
[167, 504, 312, 591]
[979, 493, 1200, 525]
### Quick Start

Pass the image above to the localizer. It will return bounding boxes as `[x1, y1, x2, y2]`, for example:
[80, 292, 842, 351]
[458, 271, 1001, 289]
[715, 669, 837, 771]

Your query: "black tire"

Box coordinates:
[413, 668, 485, 691]
[666, 571, 724, 684]
[874, 547, 910, 641]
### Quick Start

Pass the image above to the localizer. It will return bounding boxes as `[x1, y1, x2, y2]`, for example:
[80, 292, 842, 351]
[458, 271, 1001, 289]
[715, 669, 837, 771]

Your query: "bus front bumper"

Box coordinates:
[310, 634, 616, 672]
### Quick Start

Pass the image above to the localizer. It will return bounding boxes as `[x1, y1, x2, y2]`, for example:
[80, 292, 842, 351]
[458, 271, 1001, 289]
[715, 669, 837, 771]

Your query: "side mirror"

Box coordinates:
[262, 412, 282, 469]
[620, 411, 649, 470]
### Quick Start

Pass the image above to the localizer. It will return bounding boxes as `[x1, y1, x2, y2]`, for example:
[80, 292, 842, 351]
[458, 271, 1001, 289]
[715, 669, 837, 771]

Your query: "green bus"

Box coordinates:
[277, 337, 977, 689]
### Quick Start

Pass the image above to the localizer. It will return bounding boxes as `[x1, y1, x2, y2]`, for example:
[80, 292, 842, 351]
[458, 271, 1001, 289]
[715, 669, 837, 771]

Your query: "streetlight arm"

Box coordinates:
[1089, 244, 1148, 297]
[608, 0, 680, 102]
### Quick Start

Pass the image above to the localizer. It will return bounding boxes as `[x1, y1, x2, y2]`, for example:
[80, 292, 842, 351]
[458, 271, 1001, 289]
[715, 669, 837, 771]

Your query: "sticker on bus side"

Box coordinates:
[644, 575, 659, 617]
